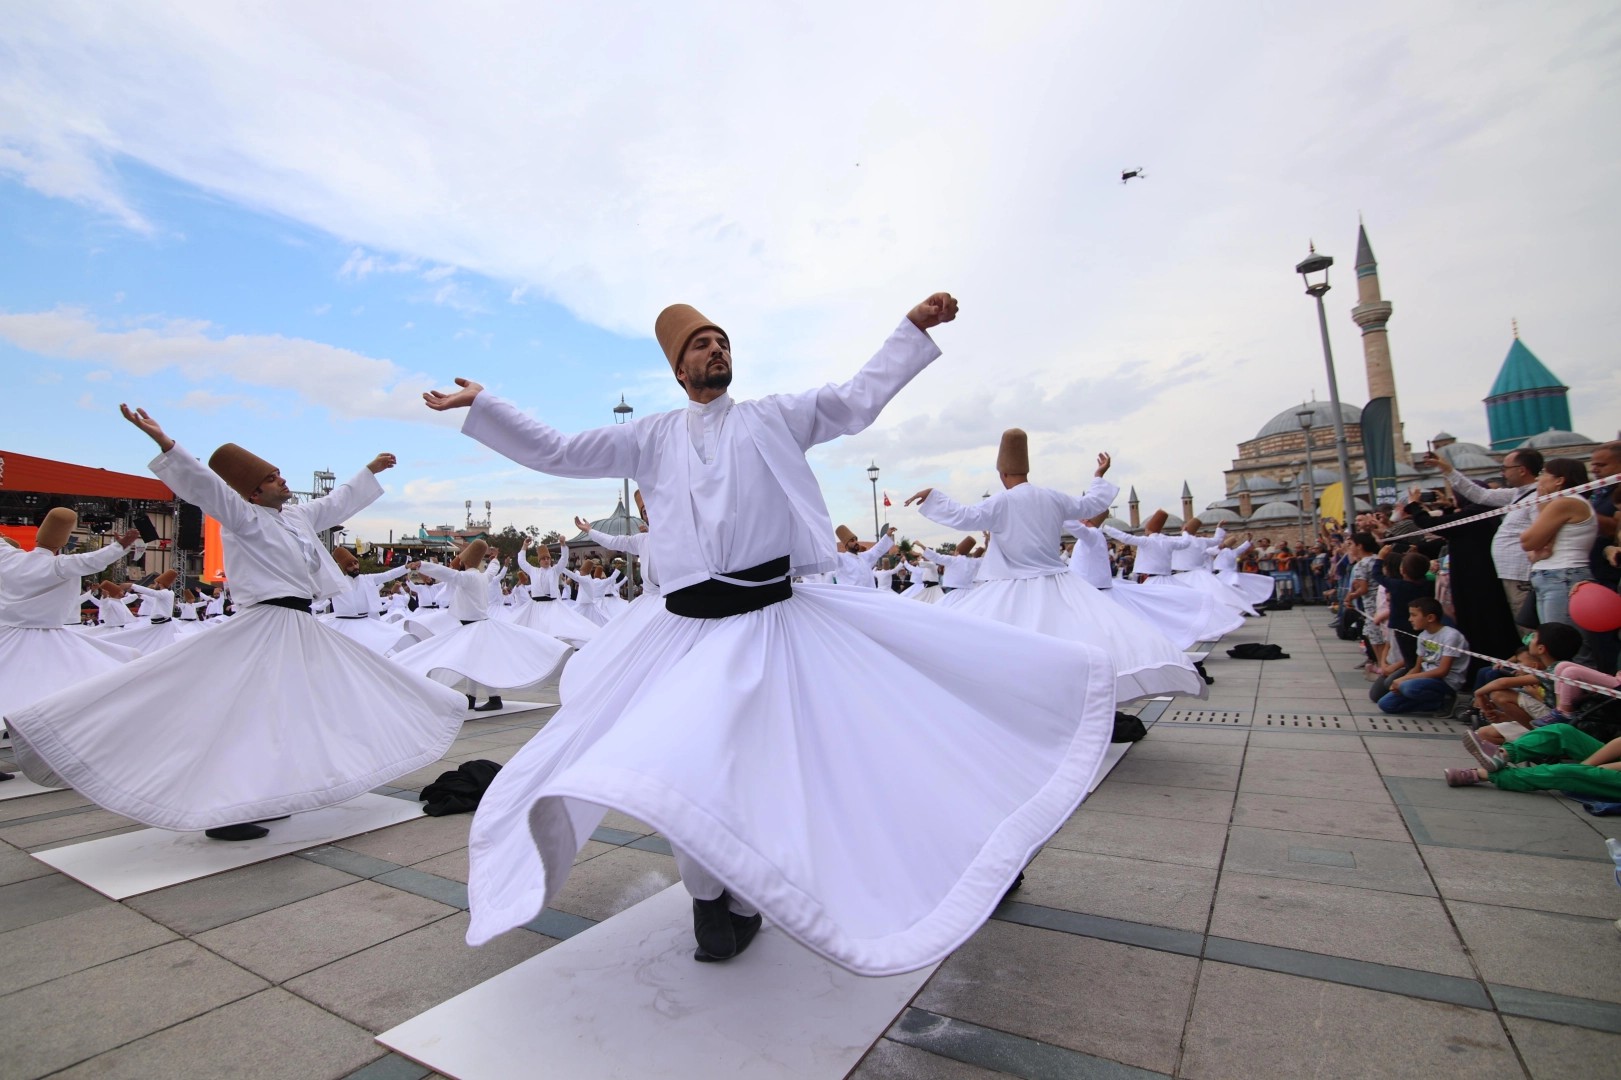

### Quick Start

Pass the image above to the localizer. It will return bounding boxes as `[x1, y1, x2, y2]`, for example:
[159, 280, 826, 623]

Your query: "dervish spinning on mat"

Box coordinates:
[426, 293, 1120, 975]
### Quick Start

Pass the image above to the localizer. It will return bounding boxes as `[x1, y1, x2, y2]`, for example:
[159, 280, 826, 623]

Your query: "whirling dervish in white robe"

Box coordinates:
[320, 549, 418, 655]
[1106, 513, 1256, 616]
[1164, 520, 1262, 615]
[1066, 515, 1240, 648]
[428, 294, 1116, 976]
[912, 437, 1203, 702]
[924, 537, 982, 604]
[832, 527, 894, 587]
[899, 554, 943, 602]
[390, 541, 574, 711]
[506, 540, 600, 646]
[85, 581, 137, 628]
[0, 512, 143, 737]
[1213, 538, 1278, 608]
[6, 411, 467, 836]
[98, 572, 185, 656]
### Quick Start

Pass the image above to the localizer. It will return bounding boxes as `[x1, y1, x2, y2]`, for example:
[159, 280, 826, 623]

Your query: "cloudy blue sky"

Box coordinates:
[2, 2, 1617, 546]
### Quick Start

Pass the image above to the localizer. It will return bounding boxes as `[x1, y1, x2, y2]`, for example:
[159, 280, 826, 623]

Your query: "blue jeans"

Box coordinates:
[1530, 566, 1592, 625]
[1378, 677, 1454, 714]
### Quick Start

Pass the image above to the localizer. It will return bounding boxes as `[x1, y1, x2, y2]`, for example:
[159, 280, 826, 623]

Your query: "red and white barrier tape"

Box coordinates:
[1405, 476, 1614, 536]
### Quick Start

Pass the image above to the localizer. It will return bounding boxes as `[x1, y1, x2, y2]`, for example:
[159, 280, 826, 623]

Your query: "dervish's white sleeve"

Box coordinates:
[517, 547, 539, 577]
[588, 529, 644, 555]
[1209, 527, 1227, 550]
[918, 489, 1007, 533]
[484, 559, 504, 581]
[301, 467, 384, 533]
[1064, 477, 1119, 521]
[919, 548, 949, 566]
[1233, 540, 1253, 556]
[768, 320, 943, 451]
[362, 564, 413, 586]
[1103, 526, 1144, 547]
[859, 533, 895, 569]
[462, 394, 640, 480]
[151, 442, 261, 534]
[53, 543, 135, 580]
[415, 563, 456, 583]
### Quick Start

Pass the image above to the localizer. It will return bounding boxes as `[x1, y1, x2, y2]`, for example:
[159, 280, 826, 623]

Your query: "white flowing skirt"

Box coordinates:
[1154, 571, 1258, 616]
[1105, 579, 1243, 648]
[320, 614, 418, 656]
[5, 606, 466, 830]
[1218, 570, 1279, 607]
[466, 582, 1117, 977]
[901, 582, 945, 604]
[402, 609, 462, 641]
[391, 618, 572, 697]
[0, 626, 138, 722]
[507, 596, 599, 647]
[943, 573, 1205, 701]
[95, 618, 184, 657]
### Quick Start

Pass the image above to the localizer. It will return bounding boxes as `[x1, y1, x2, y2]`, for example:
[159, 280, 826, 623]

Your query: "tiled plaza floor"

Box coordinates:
[3, 607, 1618, 1078]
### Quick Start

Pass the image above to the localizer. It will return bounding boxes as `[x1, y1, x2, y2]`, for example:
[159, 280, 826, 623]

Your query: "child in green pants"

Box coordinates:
[1448, 724, 1621, 800]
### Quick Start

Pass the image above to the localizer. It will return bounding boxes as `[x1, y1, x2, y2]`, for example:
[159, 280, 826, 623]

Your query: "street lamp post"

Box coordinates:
[1295, 407, 1319, 542]
[612, 395, 636, 599]
[1295, 245, 1357, 528]
[867, 462, 881, 541]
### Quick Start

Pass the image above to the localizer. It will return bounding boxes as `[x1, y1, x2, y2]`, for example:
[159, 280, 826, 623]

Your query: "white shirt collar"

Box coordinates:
[687, 392, 732, 416]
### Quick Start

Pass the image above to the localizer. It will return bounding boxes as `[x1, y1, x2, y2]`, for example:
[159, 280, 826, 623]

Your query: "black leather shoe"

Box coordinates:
[205, 823, 269, 841]
[692, 893, 737, 961]
[730, 911, 763, 957]
[0, 771, 13, 782]
[472, 697, 506, 712]
[1003, 870, 1025, 900]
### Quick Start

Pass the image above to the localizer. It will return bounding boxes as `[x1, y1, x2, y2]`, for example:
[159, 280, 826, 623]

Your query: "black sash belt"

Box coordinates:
[532, 595, 555, 602]
[665, 556, 791, 620]
[337, 614, 369, 620]
[150, 617, 172, 624]
[923, 581, 938, 588]
[257, 596, 313, 613]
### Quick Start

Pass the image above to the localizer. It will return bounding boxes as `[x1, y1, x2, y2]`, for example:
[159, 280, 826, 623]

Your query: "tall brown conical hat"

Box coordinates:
[1145, 509, 1169, 534]
[208, 444, 277, 500]
[36, 507, 78, 551]
[956, 535, 977, 555]
[835, 525, 858, 545]
[634, 489, 648, 525]
[654, 304, 725, 373]
[461, 539, 489, 567]
[996, 428, 1029, 474]
[97, 580, 128, 598]
[332, 547, 360, 572]
[154, 570, 179, 589]
[1182, 516, 1203, 536]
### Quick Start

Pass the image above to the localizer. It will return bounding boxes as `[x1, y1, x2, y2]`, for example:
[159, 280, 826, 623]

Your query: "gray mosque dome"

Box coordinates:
[1199, 508, 1243, 525]
[1521, 428, 1592, 450]
[1253, 401, 1362, 440]
[1103, 517, 1134, 533]
[1248, 501, 1300, 522]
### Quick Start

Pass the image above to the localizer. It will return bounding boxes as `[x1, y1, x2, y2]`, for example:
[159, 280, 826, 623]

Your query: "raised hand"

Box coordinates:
[903, 488, 933, 507]
[116, 529, 141, 549]
[574, 516, 592, 533]
[120, 405, 175, 452]
[367, 453, 398, 474]
[423, 378, 485, 412]
[1095, 451, 1112, 477]
[906, 292, 959, 331]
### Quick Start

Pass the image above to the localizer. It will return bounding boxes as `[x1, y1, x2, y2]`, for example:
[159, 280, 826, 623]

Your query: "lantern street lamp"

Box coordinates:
[612, 395, 636, 599]
[1294, 244, 1357, 527]
[866, 462, 880, 540]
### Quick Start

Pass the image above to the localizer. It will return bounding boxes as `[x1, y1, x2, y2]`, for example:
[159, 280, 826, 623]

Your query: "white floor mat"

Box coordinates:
[377, 883, 939, 1080]
[1091, 740, 1132, 792]
[0, 776, 64, 802]
[460, 700, 554, 721]
[34, 793, 423, 899]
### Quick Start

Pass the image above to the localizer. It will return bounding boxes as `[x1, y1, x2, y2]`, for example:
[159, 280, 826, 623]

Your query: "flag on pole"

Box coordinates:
[882, 492, 892, 507]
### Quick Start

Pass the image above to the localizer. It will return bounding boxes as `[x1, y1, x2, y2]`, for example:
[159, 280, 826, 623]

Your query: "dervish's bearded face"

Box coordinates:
[250, 470, 294, 509]
[678, 330, 732, 394]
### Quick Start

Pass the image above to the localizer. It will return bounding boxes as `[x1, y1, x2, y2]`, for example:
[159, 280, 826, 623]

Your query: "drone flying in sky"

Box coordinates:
[1121, 167, 1145, 184]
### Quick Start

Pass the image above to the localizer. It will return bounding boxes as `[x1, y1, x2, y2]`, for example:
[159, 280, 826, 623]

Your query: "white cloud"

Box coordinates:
[421, 264, 456, 283]
[0, 306, 457, 425]
[312, 302, 331, 315]
[1, 2, 1618, 529]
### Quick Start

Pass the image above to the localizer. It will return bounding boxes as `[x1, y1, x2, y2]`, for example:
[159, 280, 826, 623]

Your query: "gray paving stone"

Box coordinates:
[1127, 740, 1246, 766]
[126, 854, 360, 935]
[1448, 901, 1621, 1004]
[1365, 735, 1479, 759]
[1180, 962, 1521, 1080]
[850, 1036, 1015, 1079]
[52, 987, 382, 1080]
[410, 846, 470, 882]
[1, 940, 267, 1079]
[597, 808, 657, 834]
[1237, 761, 1396, 805]
[446, 743, 522, 765]
[1396, 802, 1612, 861]
[1047, 808, 1229, 869]
[0, 901, 177, 997]
[341, 1053, 434, 1080]
[1022, 847, 1219, 932]
[334, 811, 470, 865]
[1083, 781, 1236, 823]
[0, 870, 110, 933]
[0, 846, 54, 886]
[1223, 826, 1436, 896]
[374, 866, 469, 909]
[286, 911, 553, 1033]
[1503, 1015, 1621, 1079]
[1209, 872, 1473, 976]
[1230, 791, 1413, 842]
[1385, 775, 1576, 817]
[0, 807, 142, 849]
[1136, 724, 1249, 746]
[1369, 749, 1475, 778]
[196, 879, 457, 983]
[1103, 756, 1239, 791]
[0, 787, 91, 822]
[916, 920, 1196, 1075]
[547, 844, 680, 922]
[1244, 731, 1366, 751]
[1421, 846, 1621, 919]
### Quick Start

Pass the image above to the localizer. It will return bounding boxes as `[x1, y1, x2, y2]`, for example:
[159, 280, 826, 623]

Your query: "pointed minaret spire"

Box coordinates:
[1127, 486, 1140, 530]
[1349, 219, 1409, 466]
[1354, 222, 1377, 273]
[1512, 317, 1520, 339]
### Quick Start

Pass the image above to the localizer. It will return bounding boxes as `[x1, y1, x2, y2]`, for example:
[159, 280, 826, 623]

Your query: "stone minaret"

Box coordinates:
[1128, 486, 1140, 530]
[1180, 482, 1194, 523]
[1350, 222, 1410, 465]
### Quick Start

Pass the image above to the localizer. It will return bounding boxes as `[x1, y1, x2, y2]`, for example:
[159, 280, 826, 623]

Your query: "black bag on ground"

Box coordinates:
[1569, 694, 1621, 744]
[419, 759, 503, 816]
[1227, 643, 1291, 660]
[1111, 712, 1148, 743]
[1335, 607, 1365, 641]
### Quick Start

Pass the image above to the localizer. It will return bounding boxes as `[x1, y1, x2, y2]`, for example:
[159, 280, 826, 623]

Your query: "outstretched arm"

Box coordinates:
[1064, 475, 1119, 521]
[1103, 526, 1144, 547]
[434, 381, 640, 480]
[859, 530, 896, 568]
[916, 489, 1004, 533]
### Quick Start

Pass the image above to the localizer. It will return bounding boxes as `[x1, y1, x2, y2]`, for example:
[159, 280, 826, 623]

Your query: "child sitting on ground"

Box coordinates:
[1471, 622, 1584, 745]
[1449, 724, 1621, 801]
[1377, 597, 1469, 716]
